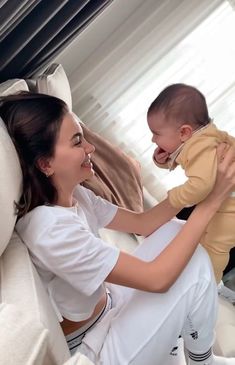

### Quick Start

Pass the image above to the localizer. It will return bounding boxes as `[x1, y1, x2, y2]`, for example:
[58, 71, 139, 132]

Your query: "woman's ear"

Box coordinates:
[37, 157, 53, 177]
[180, 124, 193, 142]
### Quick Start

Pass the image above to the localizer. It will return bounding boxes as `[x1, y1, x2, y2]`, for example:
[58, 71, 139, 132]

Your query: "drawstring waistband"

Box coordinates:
[66, 290, 112, 355]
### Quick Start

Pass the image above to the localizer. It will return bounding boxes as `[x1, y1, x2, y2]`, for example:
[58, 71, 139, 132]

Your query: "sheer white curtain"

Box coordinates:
[57, 0, 235, 201]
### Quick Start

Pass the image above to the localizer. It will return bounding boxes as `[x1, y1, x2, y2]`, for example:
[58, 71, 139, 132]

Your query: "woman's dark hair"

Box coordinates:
[147, 83, 210, 127]
[0, 91, 69, 217]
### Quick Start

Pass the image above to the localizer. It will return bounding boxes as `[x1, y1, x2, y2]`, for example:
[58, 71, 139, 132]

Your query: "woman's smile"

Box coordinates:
[81, 157, 93, 169]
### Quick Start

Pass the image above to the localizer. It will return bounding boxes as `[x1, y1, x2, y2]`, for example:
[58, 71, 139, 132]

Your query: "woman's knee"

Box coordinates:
[185, 244, 215, 283]
[134, 219, 185, 260]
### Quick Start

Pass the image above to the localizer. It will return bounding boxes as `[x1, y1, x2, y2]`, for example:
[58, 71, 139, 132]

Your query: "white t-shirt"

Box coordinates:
[16, 185, 119, 322]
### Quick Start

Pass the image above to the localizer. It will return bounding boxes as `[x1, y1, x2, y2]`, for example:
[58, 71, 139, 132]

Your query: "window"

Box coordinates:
[116, 1, 235, 191]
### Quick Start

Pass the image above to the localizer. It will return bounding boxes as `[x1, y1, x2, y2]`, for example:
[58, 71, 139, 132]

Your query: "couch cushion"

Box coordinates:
[0, 302, 48, 365]
[0, 118, 22, 256]
[0, 232, 70, 365]
[0, 79, 28, 256]
[0, 79, 29, 95]
[214, 297, 235, 356]
[36, 64, 72, 110]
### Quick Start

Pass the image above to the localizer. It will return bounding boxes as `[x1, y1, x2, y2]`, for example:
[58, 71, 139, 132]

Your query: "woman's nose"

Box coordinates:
[85, 141, 95, 154]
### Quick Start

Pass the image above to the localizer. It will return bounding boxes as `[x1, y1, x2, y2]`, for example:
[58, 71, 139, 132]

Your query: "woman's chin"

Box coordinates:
[88, 168, 95, 177]
[83, 167, 95, 180]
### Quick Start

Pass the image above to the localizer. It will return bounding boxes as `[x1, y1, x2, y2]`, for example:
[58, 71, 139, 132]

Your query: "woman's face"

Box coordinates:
[48, 112, 95, 190]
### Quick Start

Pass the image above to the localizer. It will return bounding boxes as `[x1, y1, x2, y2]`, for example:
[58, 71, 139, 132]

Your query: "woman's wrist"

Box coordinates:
[203, 189, 226, 210]
[193, 195, 221, 223]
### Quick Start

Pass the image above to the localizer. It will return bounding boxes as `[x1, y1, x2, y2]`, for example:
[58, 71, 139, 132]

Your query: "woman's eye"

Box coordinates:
[74, 137, 82, 146]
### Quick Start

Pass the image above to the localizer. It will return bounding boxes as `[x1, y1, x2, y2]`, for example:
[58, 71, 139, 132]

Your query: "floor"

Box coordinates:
[219, 268, 235, 305]
[223, 268, 235, 291]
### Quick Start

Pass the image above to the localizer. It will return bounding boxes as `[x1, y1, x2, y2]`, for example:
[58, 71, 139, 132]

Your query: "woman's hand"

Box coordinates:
[207, 143, 235, 205]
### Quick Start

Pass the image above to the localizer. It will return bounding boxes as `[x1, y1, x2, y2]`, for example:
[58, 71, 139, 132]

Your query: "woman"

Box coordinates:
[0, 92, 234, 365]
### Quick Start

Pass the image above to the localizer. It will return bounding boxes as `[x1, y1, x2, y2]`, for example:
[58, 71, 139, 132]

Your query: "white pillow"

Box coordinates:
[0, 79, 28, 256]
[0, 79, 29, 96]
[0, 118, 22, 256]
[0, 302, 48, 365]
[36, 64, 72, 110]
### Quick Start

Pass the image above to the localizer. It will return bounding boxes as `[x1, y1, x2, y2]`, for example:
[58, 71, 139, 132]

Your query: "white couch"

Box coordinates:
[0, 64, 234, 365]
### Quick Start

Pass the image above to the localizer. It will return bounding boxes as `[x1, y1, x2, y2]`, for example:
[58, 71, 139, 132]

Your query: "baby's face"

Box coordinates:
[147, 111, 182, 154]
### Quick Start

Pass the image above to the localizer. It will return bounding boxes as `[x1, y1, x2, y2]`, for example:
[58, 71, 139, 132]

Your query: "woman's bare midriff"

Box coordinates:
[60, 291, 107, 336]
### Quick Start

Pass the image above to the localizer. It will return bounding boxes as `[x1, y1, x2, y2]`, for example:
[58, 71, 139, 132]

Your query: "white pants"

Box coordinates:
[79, 219, 218, 365]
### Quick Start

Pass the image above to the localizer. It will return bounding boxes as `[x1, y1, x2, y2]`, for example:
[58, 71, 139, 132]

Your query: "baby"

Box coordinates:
[147, 83, 235, 283]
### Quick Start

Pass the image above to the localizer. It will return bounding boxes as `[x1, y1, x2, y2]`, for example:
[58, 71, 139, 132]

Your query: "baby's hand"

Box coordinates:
[153, 147, 170, 164]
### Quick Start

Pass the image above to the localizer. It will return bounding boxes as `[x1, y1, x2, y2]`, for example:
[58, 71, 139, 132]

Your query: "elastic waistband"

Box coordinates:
[66, 290, 112, 353]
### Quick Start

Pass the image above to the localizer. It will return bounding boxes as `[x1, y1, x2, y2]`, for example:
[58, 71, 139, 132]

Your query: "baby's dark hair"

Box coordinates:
[0, 91, 69, 217]
[147, 83, 210, 128]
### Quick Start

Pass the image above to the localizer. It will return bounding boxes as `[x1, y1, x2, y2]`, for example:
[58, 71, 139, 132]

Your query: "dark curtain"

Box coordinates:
[0, 0, 112, 82]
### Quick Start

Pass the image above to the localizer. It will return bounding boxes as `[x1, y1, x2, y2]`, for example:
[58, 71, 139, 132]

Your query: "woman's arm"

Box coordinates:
[106, 197, 180, 237]
[106, 145, 235, 292]
[106, 198, 220, 292]
[106, 144, 229, 237]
